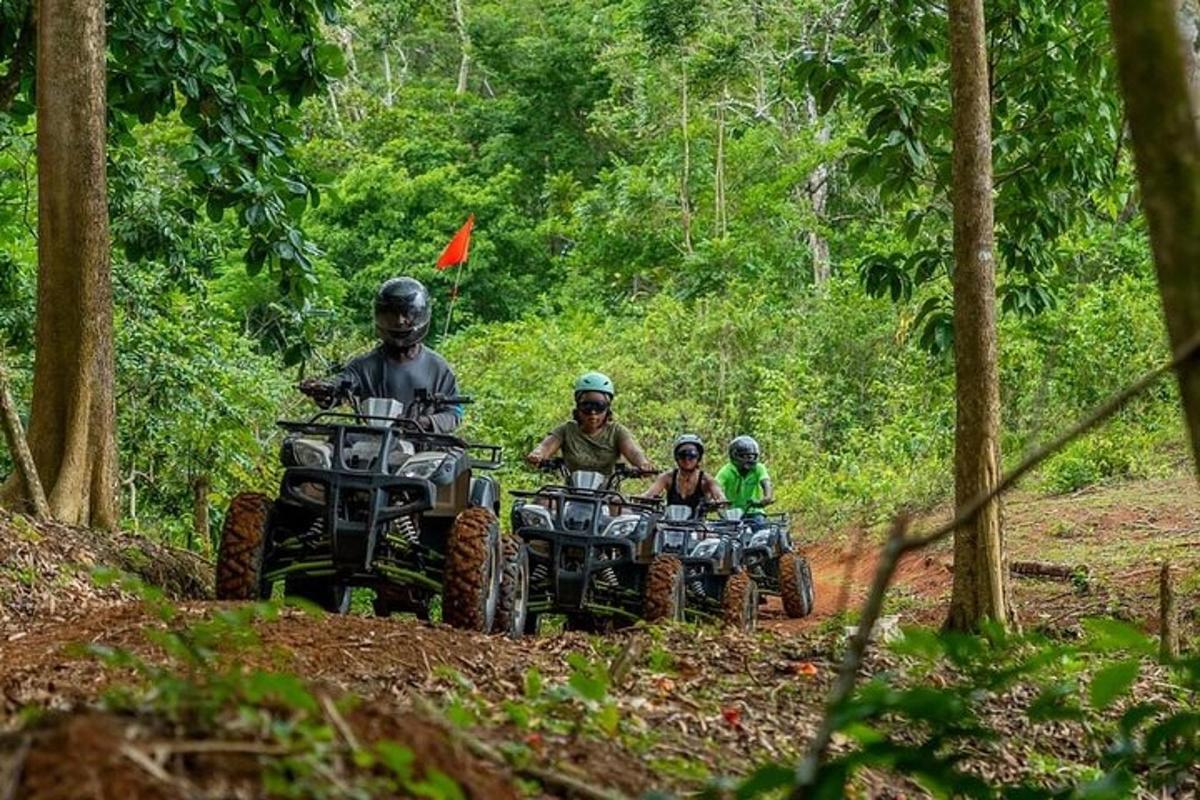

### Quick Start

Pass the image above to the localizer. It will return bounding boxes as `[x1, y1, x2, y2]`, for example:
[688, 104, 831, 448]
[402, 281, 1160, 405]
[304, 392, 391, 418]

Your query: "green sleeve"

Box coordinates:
[715, 463, 734, 492]
[549, 421, 570, 440]
[756, 463, 770, 483]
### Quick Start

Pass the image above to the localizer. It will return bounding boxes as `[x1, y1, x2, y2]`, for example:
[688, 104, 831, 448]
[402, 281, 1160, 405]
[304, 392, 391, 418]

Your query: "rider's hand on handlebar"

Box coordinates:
[298, 378, 340, 409]
[524, 452, 544, 467]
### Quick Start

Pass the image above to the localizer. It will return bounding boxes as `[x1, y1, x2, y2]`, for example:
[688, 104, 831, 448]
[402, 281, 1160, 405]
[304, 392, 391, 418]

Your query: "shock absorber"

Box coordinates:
[385, 515, 419, 549]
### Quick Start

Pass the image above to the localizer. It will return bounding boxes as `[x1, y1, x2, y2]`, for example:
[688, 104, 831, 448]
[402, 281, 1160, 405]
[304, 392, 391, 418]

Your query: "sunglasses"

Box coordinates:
[577, 400, 610, 415]
[675, 449, 701, 461]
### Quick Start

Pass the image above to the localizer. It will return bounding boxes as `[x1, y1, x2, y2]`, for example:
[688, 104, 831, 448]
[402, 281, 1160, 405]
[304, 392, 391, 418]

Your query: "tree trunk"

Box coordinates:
[190, 474, 209, 551]
[1178, 0, 1200, 129]
[714, 88, 728, 238]
[804, 94, 832, 286]
[16, 0, 118, 529]
[945, 0, 1011, 631]
[1109, 0, 1200, 471]
[382, 48, 394, 107]
[0, 354, 49, 520]
[680, 68, 694, 254]
[453, 0, 471, 95]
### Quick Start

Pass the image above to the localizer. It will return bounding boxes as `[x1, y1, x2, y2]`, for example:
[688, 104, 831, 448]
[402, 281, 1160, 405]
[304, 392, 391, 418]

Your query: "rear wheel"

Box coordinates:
[285, 578, 352, 614]
[644, 555, 685, 623]
[442, 507, 501, 632]
[493, 537, 530, 638]
[721, 572, 759, 631]
[780, 552, 815, 618]
[215, 493, 272, 600]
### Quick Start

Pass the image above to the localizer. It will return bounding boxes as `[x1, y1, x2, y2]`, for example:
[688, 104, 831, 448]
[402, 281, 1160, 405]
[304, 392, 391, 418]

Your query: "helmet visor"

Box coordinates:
[375, 307, 420, 335]
[732, 447, 758, 469]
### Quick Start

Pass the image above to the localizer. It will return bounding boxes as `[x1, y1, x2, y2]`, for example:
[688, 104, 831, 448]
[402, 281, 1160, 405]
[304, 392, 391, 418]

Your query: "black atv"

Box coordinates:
[657, 503, 757, 631]
[214, 386, 529, 637]
[712, 505, 814, 619]
[511, 459, 683, 634]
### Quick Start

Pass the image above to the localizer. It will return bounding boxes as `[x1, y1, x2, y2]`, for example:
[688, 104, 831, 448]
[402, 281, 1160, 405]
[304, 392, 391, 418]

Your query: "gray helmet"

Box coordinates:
[673, 433, 704, 460]
[375, 277, 432, 350]
[729, 435, 760, 470]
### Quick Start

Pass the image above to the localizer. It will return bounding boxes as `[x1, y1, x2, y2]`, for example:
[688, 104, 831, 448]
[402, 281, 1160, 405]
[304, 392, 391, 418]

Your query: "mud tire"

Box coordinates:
[721, 571, 759, 631]
[442, 507, 501, 632]
[215, 492, 272, 600]
[493, 536, 530, 638]
[644, 555, 685, 623]
[780, 552, 815, 618]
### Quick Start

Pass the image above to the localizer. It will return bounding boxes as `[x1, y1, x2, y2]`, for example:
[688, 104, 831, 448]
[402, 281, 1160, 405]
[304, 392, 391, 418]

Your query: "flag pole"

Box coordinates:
[442, 256, 467, 338]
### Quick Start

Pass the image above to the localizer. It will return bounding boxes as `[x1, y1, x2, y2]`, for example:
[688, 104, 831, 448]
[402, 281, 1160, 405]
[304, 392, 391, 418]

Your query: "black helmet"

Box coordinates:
[375, 277, 432, 350]
[673, 433, 704, 460]
[729, 435, 760, 470]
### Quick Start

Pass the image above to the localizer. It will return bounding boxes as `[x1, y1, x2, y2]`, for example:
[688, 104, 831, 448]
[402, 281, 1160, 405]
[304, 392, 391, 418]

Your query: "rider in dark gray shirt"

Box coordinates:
[300, 277, 463, 433]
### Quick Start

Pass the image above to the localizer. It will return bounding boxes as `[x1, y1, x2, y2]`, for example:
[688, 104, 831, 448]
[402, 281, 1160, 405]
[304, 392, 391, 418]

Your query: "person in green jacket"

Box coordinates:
[524, 371, 656, 477]
[716, 435, 774, 527]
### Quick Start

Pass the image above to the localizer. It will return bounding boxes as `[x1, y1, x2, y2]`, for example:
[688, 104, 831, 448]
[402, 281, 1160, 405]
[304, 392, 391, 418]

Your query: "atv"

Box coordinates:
[656, 503, 758, 631]
[511, 459, 683, 634]
[214, 385, 529, 637]
[711, 505, 814, 619]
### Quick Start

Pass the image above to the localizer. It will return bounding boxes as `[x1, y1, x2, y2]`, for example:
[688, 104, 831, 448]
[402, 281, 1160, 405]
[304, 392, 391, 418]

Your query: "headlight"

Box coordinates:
[291, 439, 332, 468]
[517, 506, 553, 530]
[398, 453, 450, 481]
[601, 517, 638, 538]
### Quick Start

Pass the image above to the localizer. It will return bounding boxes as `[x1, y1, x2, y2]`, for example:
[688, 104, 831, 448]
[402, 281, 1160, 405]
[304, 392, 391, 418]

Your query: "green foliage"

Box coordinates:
[799, 0, 1132, 350]
[441, 273, 1181, 526]
[737, 621, 1200, 798]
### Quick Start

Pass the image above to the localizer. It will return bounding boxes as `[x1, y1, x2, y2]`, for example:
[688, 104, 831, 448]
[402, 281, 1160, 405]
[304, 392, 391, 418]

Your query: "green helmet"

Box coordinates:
[574, 371, 614, 398]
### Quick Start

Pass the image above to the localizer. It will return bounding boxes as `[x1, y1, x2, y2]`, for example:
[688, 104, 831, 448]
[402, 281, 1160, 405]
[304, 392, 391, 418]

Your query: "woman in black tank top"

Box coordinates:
[642, 434, 727, 515]
[667, 468, 707, 512]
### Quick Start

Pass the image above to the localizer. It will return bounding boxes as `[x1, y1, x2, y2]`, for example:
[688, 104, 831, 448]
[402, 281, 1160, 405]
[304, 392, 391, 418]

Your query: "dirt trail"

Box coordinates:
[1, 477, 1198, 797]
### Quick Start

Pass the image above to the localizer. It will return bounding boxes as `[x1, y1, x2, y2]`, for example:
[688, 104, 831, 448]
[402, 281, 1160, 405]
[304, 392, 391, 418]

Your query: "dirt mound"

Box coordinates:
[6, 708, 518, 799]
[0, 509, 212, 634]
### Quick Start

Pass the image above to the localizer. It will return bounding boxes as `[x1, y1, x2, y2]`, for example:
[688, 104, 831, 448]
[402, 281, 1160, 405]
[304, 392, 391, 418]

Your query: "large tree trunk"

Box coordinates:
[1109, 0, 1200, 470]
[22, 0, 118, 528]
[945, 0, 1011, 631]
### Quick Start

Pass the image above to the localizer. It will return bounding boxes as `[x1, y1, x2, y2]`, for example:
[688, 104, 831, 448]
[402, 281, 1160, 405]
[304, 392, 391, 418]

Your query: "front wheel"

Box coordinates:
[493, 537, 530, 638]
[644, 555, 685, 623]
[780, 552, 815, 618]
[215, 493, 272, 600]
[442, 507, 502, 632]
[721, 571, 759, 632]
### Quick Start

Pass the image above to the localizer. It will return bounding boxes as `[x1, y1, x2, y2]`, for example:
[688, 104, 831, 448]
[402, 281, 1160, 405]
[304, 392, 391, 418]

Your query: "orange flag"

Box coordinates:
[436, 214, 474, 269]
